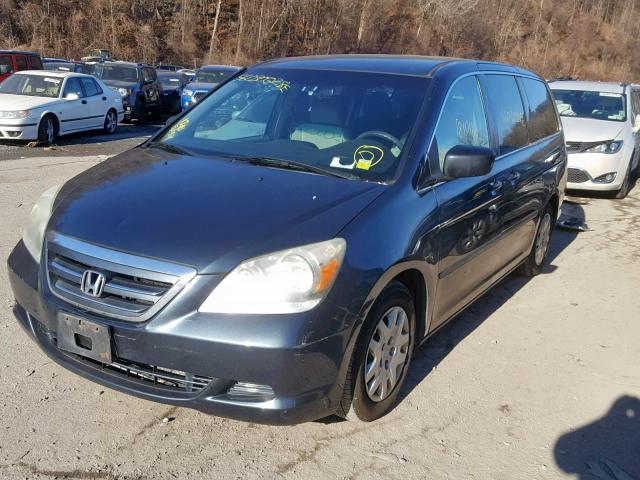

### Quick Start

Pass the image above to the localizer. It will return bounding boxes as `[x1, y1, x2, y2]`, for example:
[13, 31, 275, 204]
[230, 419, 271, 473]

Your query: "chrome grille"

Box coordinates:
[193, 91, 207, 102]
[567, 168, 590, 183]
[45, 232, 196, 322]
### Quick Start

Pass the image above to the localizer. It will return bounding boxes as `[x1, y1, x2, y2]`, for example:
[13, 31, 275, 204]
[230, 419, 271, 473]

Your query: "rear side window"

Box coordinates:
[27, 56, 43, 70]
[80, 77, 101, 96]
[0, 55, 13, 73]
[521, 78, 559, 141]
[433, 76, 490, 169]
[482, 75, 528, 155]
[15, 56, 28, 71]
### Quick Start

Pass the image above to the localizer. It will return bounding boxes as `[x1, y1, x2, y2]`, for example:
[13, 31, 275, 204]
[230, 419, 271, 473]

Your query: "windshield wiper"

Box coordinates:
[232, 155, 355, 180]
[145, 142, 193, 156]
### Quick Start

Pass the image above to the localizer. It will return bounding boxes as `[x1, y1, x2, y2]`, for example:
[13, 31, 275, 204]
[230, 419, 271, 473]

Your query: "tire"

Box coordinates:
[518, 204, 554, 277]
[103, 109, 118, 134]
[132, 100, 144, 123]
[37, 115, 56, 146]
[614, 164, 631, 199]
[335, 281, 416, 422]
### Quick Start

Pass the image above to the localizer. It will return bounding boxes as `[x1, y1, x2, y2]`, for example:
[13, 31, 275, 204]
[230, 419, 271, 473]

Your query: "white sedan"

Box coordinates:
[0, 70, 124, 145]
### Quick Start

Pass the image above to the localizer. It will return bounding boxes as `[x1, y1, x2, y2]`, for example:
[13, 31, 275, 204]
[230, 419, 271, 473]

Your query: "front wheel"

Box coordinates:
[518, 205, 554, 277]
[103, 109, 118, 134]
[614, 164, 632, 199]
[37, 115, 56, 146]
[336, 281, 416, 422]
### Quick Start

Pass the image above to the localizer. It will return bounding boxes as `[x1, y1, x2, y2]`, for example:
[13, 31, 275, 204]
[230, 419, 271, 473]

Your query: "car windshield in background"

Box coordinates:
[159, 75, 181, 88]
[552, 89, 627, 122]
[194, 70, 235, 83]
[0, 74, 62, 98]
[94, 65, 139, 82]
[157, 69, 428, 183]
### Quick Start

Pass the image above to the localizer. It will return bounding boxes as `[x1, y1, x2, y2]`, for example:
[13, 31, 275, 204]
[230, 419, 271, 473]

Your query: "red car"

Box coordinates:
[0, 51, 43, 83]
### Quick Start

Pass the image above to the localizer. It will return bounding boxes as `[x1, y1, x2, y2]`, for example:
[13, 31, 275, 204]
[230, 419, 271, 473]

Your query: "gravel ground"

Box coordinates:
[0, 150, 639, 480]
[0, 122, 161, 161]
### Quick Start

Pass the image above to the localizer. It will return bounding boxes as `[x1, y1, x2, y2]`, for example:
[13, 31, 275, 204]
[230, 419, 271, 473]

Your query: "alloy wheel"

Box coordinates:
[106, 111, 117, 133]
[364, 306, 411, 402]
[534, 212, 552, 265]
[45, 119, 54, 144]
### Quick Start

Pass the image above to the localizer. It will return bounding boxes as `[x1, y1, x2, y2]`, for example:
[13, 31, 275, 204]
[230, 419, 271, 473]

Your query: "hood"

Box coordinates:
[560, 116, 625, 142]
[101, 79, 138, 89]
[186, 82, 216, 92]
[50, 148, 384, 274]
[0, 93, 62, 110]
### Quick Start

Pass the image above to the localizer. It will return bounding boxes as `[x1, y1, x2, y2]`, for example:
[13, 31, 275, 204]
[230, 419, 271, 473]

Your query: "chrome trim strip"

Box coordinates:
[45, 231, 197, 322]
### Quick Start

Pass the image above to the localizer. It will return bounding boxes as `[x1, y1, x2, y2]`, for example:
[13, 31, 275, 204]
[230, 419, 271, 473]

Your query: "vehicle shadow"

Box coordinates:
[554, 396, 640, 479]
[398, 203, 582, 406]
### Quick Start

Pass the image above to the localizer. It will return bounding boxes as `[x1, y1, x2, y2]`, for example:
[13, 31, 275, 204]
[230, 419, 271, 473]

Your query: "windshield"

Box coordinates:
[94, 65, 139, 82]
[0, 74, 62, 98]
[194, 69, 236, 84]
[159, 74, 182, 88]
[156, 68, 428, 182]
[551, 89, 627, 122]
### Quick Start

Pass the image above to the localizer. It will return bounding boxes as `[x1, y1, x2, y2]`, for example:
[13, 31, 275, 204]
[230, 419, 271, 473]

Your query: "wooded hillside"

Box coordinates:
[1, 0, 638, 81]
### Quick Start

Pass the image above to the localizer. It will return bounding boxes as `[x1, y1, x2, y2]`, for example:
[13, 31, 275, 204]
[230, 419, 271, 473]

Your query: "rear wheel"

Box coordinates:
[336, 281, 416, 422]
[37, 115, 56, 146]
[518, 204, 554, 277]
[103, 109, 118, 134]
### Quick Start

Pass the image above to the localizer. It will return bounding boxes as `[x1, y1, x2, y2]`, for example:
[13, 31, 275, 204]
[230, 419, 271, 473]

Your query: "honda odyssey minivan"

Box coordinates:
[549, 80, 640, 198]
[8, 56, 566, 424]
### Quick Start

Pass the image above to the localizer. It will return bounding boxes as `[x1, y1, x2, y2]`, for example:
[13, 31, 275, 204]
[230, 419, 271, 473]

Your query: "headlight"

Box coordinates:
[0, 110, 32, 119]
[117, 87, 129, 97]
[199, 238, 346, 314]
[183, 89, 194, 97]
[22, 185, 62, 262]
[584, 140, 623, 154]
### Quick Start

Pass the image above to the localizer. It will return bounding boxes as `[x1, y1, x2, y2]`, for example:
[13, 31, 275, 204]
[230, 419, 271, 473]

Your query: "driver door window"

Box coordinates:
[433, 76, 489, 170]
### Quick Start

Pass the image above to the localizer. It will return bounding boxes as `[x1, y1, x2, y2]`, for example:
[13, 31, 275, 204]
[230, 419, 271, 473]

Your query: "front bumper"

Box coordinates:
[8, 240, 355, 425]
[566, 151, 628, 191]
[0, 120, 39, 141]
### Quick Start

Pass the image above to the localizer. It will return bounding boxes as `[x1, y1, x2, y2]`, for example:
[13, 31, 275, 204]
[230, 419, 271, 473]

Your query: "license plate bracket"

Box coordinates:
[57, 313, 112, 363]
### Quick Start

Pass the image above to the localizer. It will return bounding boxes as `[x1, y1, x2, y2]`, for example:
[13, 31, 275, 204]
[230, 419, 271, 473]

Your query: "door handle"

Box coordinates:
[81, 100, 87, 105]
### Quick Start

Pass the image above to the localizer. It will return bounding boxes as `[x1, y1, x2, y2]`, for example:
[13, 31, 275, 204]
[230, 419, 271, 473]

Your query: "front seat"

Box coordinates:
[354, 91, 394, 137]
[290, 101, 349, 149]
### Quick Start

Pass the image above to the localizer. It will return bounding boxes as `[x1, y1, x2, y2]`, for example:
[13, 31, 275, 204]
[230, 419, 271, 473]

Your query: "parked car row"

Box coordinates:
[0, 50, 243, 144]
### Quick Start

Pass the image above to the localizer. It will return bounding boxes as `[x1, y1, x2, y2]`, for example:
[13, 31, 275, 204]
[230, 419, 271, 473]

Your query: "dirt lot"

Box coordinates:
[0, 148, 639, 479]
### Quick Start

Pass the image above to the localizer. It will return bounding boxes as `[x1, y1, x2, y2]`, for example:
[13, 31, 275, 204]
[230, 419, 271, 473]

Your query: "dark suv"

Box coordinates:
[92, 61, 162, 122]
[0, 50, 43, 83]
[8, 56, 566, 425]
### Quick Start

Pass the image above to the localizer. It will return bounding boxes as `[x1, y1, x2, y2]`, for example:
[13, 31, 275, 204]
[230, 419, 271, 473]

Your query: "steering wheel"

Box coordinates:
[356, 130, 403, 150]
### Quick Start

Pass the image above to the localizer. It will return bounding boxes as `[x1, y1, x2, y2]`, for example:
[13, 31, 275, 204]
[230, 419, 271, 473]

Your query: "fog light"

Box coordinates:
[593, 172, 617, 184]
[6, 131, 21, 137]
[226, 382, 275, 402]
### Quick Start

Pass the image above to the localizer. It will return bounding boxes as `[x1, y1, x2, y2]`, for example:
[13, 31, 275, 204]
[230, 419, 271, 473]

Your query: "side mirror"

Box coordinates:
[65, 93, 80, 101]
[443, 145, 494, 178]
